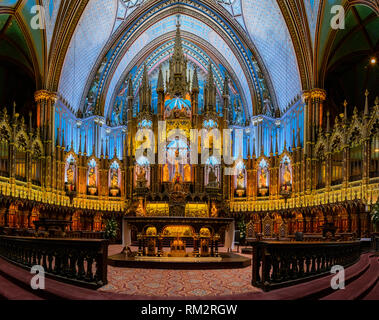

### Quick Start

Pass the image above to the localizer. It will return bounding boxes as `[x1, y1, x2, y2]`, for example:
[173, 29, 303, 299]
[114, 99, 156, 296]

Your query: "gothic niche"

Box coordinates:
[235, 160, 246, 197]
[205, 156, 220, 188]
[280, 155, 293, 195]
[109, 161, 120, 196]
[135, 157, 149, 189]
[87, 158, 98, 195]
[65, 154, 76, 192]
[258, 158, 269, 196]
[165, 136, 190, 184]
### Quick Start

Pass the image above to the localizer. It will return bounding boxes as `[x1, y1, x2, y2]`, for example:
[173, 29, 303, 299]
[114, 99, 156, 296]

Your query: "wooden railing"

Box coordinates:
[0, 235, 108, 289]
[251, 240, 361, 291]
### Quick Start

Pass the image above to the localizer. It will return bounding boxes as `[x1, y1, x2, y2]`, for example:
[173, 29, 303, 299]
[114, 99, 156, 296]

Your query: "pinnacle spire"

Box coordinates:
[174, 15, 184, 59]
[207, 63, 214, 84]
[157, 65, 164, 91]
[326, 110, 331, 133]
[79, 132, 82, 153]
[192, 66, 199, 91]
[139, 63, 152, 112]
[343, 100, 348, 121]
[270, 134, 273, 155]
[84, 133, 87, 155]
[223, 73, 229, 96]
[364, 89, 369, 117]
[204, 63, 216, 112]
[142, 63, 149, 87]
[167, 15, 189, 97]
[127, 75, 134, 97]
[275, 133, 278, 155]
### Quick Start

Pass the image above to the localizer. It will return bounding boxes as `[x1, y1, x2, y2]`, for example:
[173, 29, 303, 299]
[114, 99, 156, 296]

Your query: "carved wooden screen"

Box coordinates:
[262, 214, 273, 237]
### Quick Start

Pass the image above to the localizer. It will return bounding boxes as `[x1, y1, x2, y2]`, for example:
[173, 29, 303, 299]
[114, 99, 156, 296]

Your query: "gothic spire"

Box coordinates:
[192, 66, 199, 91]
[139, 63, 152, 112]
[173, 15, 184, 60]
[326, 110, 331, 134]
[142, 63, 149, 88]
[207, 63, 214, 84]
[127, 75, 134, 97]
[364, 89, 369, 117]
[79, 132, 82, 154]
[84, 133, 87, 155]
[343, 100, 348, 123]
[247, 136, 251, 159]
[157, 65, 164, 92]
[223, 73, 229, 96]
[270, 133, 273, 155]
[275, 133, 278, 155]
[167, 15, 189, 97]
[204, 63, 216, 112]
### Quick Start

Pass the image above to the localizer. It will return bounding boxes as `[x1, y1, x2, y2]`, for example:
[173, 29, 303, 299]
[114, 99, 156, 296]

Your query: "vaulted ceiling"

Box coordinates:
[0, 0, 377, 122]
[319, 2, 379, 119]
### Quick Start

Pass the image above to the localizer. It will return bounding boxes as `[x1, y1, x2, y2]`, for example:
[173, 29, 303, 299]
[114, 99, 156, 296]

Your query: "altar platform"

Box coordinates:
[108, 252, 251, 269]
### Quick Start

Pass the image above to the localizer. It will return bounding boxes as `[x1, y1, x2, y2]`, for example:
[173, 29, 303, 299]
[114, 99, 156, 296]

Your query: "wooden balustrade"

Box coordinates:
[251, 240, 361, 291]
[0, 235, 108, 289]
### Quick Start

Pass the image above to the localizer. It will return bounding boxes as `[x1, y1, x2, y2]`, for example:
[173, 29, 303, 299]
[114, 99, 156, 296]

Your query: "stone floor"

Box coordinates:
[99, 245, 261, 298]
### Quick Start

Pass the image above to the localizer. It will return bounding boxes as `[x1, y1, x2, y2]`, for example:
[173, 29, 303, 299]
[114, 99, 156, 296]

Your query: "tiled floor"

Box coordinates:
[100, 245, 261, 298]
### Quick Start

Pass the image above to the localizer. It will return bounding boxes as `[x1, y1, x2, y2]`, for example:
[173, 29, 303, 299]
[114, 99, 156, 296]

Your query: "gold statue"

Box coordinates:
[259, 169, 267, 188]
[172, 148, 182, 183]
[110, 168, 118, 188]
[136, 166, 147, 188]
[208, 167, 217, 184]
[283, 162, 292, 185]
[237, 171, 245, 189]
[211, 203, 218, 217]
[184, 164, 191, 182]
[163, 164, 169, 182]
[88, 167, 96, 187]
[66, 162, 75, 185]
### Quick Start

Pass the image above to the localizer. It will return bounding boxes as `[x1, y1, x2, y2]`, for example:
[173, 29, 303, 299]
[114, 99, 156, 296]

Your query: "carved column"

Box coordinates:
[34, 90, 58, 192]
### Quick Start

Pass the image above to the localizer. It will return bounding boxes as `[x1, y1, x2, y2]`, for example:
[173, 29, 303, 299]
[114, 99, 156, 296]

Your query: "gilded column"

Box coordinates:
[34, 90, 58, 192]
[302, 91, 311, 194]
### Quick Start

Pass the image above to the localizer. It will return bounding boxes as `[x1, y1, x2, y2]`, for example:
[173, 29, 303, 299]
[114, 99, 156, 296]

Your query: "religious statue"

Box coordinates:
[66, 161, 75, 185]
[88, 167, 96, 187]
[237, 171, 245, 189]
[207, 167, 219, 188]
[112, 99, 122, 126]
[211, 203, 218, 217]
[136, 201, 145, 216]
[136, 166, 147, 188]
[110, 167, 119, 188]
[184, 164, 191, 182]
[282, 161, 292, 190]
[172, 148, 183, 184]
[259, 169, 267, 188]
[163, 164, 170, 182]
